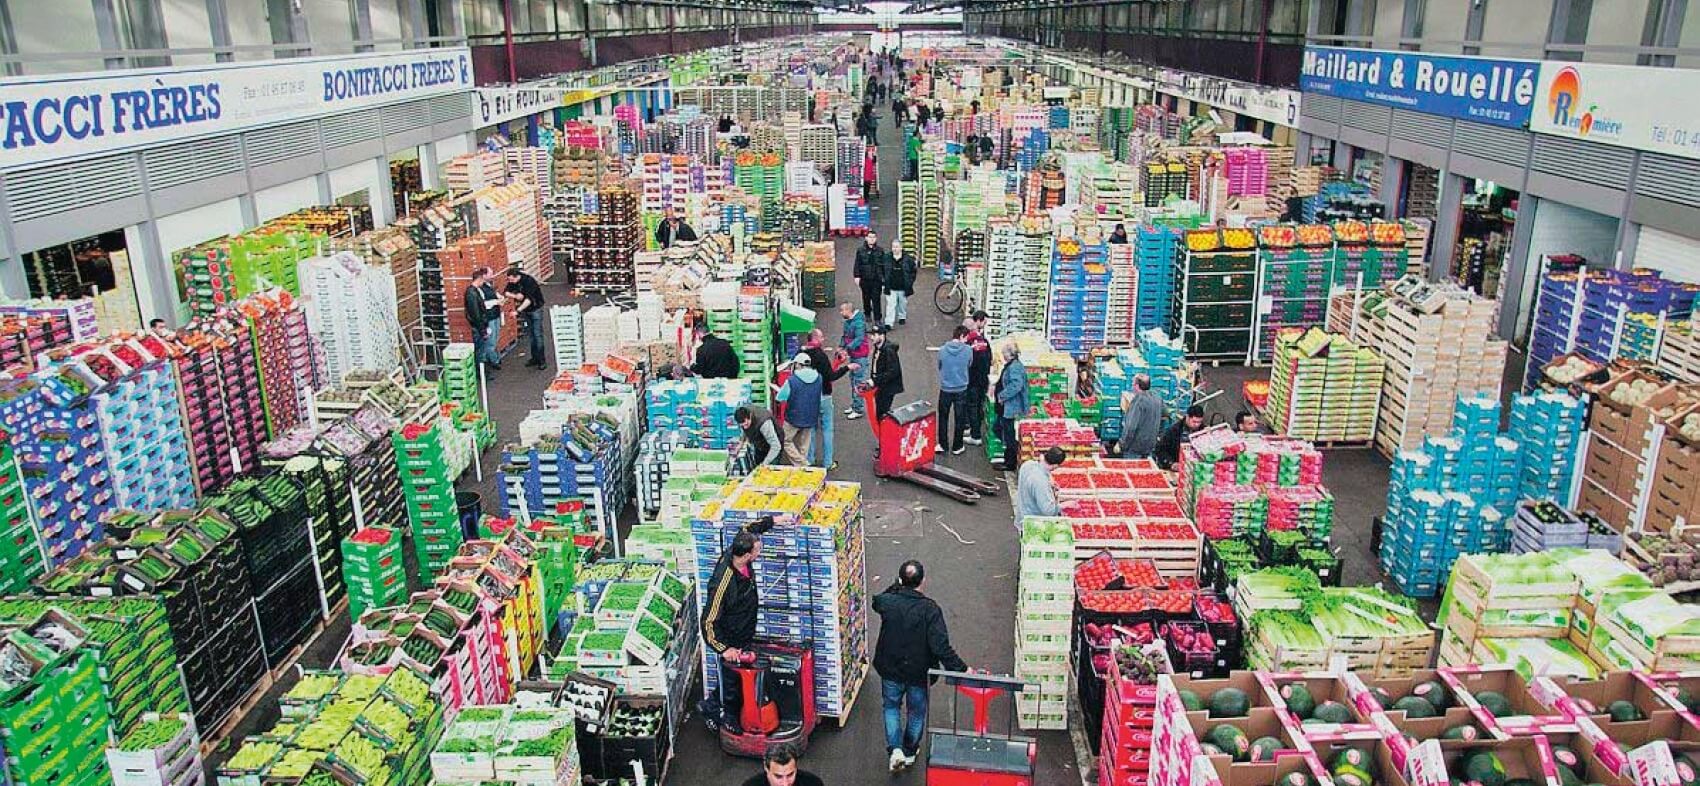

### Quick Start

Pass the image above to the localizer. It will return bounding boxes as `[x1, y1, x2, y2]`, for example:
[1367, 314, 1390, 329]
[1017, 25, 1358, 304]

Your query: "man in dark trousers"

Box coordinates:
[702, 517, 773, 732]
[868, 325, 903, 422]
[739, 745, 824, 786]
[963, 311, 993, 446]
[882, 240, 917, 326]
[692, 330, 740, 379]
[892, 97, 907, 127]
[874, 560, 968, 773]
[503, 267, 547, 369]
[463, 267, 502, 372]
[853, 233, 888, 326]
[654, 208, 697, 249]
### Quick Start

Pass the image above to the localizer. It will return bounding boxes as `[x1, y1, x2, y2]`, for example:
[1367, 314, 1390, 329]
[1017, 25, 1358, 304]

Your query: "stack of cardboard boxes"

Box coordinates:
[1579, 374, 1700, 533]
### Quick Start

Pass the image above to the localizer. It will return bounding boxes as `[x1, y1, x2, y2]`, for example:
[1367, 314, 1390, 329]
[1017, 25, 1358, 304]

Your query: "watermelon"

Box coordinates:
[1332, 747, 1376, 776]
[1673, 752, 1699, 786]
[1331, 766, 1371, 786]
[1282, 683, 1317, 719]
[1179, 689, 1204, 712]
[1462, 752, 1508, 786]
[1201, 743, 1224, 756]
[1210, 688, 1251, 718]
[1250, 737, 1284, 763]
[1440, 725, 1479, 741]
[1505, 778, 1536, 786]
[1312, 701, 1353, 724]
[1210, 725, 1250, 761]
[1673, 687, 1698, 714]
[1278, 772, 1318, 786]
[1555, 764, 1582, 786]
[1369, 687, 1394, 709]
[1412, 679, 1452, 711]
[1393, 696, 1437, 719]
[1474, 690, 1514, 717]
[1607, 700, 1644, 722]
[1549, 745, 1580, 770]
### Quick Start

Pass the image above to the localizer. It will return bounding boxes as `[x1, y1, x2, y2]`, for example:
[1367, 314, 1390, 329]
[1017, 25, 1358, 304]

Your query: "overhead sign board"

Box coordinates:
[0, 47, 473, 171]
[1530, 61, 1700, 160]
[1300, 46, 1536, 128]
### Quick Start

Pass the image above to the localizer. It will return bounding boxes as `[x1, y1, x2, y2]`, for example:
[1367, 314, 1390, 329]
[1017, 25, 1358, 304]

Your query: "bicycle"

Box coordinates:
[934, 252, 968, 316]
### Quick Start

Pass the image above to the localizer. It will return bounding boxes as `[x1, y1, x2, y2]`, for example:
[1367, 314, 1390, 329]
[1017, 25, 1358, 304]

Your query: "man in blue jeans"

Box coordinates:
[504, 267, 547, 369]
[463, 267, 503, 371]
[872, 560, 968, 773]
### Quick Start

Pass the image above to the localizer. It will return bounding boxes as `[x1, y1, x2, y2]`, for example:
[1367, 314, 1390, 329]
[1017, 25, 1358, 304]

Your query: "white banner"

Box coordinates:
[1530, 61, 1700, 160]
[0, 47, 473, 171]
[473, 85, 565, 128]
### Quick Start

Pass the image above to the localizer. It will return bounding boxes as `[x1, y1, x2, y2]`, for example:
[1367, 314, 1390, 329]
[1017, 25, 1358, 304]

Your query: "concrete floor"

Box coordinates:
[213, 97, 1416, 785]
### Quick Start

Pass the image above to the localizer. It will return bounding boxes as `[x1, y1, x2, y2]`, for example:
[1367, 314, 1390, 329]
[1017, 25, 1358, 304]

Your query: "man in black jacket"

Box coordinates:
[853, 234, 888, 326]
[802, 329, 852, 470]
[462, 267, 502, 371]
[503, 267, 546, 369]
[873, 560, 967, 773]
[655, 209, 698, 249]
[882, 241, 918, 327]
[868, 325, 903, 422]
[692, 330, 740, 379]
[1154, 404, 1206, 470]
[702, 518, 772, 730]
[963, 310, 993, 445]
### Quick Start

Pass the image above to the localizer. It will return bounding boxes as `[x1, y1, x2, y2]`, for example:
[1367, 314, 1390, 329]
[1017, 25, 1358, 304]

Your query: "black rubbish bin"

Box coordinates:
[456, 491, 482, 542]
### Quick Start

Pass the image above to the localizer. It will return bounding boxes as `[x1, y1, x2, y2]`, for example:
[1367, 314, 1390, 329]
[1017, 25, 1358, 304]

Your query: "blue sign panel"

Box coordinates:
[1300, 46, 1538, 128]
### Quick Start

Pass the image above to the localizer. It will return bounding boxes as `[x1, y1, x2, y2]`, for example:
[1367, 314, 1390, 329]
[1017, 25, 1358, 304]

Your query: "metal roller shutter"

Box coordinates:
[1633, 226, 1700, 284]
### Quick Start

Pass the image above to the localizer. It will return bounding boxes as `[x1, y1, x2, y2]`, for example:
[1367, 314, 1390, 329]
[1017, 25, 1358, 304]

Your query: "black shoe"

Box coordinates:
[899, 319, 907, 325]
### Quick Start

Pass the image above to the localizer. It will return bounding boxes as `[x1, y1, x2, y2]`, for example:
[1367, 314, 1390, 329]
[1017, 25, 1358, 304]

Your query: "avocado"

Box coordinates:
[1210, 687, 1251, 718]
[1282, 683, 1318, 719]
[1312, 701, 1354, 724]
[1550, 744, 1581, 770]
[1474, 690, 1514, 717]
[1673, 752, 1700, 786]
[1277, 772, 1317, 786]
[1393, 695, 1438, 719]
[1462, 752, 1509, 786]
[1412, 679, 1452, 711]
[1440, 725, 1479, 741]
[1209, 724, 1250, 761]
[1250, 736, 1284, 763]
[1607, 700, 1644, 722]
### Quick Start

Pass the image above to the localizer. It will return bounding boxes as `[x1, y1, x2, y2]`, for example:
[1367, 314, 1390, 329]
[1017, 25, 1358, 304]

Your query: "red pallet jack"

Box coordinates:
[718, 642, 819, 759]
[860, 387, 1000, 503]
[925, 670, 1038, 786]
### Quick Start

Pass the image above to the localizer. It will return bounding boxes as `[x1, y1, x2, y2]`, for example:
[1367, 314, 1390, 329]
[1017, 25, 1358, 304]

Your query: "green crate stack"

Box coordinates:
[230, 230, 318, 298]
[0, 598, 187, 737]
[734, 289, 774, 408]
[177, 244, 240, 316]
[393, 421, 462, 578]
[0, 439, 44, 594]
[342, 527, 407, 619]
[0, 624, 112, 786]
[533, 522, 580, 624]
[277, 457, 351, 612]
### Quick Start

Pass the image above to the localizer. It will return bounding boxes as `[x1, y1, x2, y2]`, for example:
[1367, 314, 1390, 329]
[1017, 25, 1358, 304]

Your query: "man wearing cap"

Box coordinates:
[776, 352, 825, 467]
[868, 324, 904, 422]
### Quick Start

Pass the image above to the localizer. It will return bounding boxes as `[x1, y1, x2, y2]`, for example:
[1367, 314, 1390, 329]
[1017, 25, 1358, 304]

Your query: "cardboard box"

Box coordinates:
[1440, 666, 1571, 736]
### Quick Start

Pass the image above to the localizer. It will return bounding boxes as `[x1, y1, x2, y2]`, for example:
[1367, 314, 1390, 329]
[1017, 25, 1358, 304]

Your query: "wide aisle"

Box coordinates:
[666, 101, 1082, 785]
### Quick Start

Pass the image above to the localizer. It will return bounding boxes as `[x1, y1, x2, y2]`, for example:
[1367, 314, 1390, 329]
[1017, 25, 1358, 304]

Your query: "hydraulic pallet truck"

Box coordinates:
[924, 670, 1037, 786]
[718, 642, 818, 758]
[860, 387, 1001, 503]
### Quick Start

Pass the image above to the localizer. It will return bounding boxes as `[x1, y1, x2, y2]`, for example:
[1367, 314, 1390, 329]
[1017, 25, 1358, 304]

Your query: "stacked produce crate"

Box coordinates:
[1173, 227, 1258, 360]
[1526, 265, 1697, 390]
[202, 474, 324, 665]
[222, 667, 444, 786]
[0, 437, 42, 592]
[691, 468, 869, 722]
[297, 251, 400, 387]
[1135, 225, 1180, 332]
[342, 526, 406, 618]
[1104, 239, 1139, 346]
[0, 598, 189, 737]
[106, 713, 202, 786]
[984, 217, 1052, 340]
[1264, 327, 1384, 444]
[500, 408, 634, 540]
[1178, 430, 1328, 544]
[329, 226, 422, 354]
[1015, 517, 1072, 729]
[1578, 373, 1698, 532]
[473, 182, 553, 283]
[0, 612, 111, 786]
[1046, 232, 1111, 356]
[395, 416, 464, 576]
[445, 150, 505, 190]
[1509, 390, 1587, 504]
[1380, 395, 1520, 598]
[1332, 220, 1410, 290]
[554, 561, 696, 738]
[177, 228, 322, 314]
[1253, 225, 1332, 362]
[432, 704, 580, 785]
[570, 186, 643, 294]
[1349, 281, 1507, 457]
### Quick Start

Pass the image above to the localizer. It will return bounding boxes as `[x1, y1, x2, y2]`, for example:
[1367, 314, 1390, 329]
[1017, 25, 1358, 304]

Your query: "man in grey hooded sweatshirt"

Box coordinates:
[936, 326, 974, 455]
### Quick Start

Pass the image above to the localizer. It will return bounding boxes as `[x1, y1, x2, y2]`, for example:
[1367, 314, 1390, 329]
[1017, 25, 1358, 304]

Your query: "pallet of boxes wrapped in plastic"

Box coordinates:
[689, 467, 870, 722]
[1016, 517, 1073, 730]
